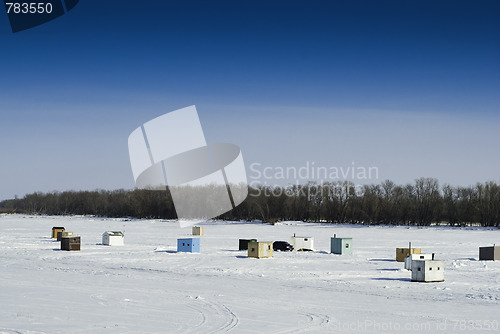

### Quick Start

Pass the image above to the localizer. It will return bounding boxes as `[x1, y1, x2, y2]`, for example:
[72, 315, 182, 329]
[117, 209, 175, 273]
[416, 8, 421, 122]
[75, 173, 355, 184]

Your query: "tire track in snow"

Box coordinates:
[0, 330, 47, 334]
[183, 303, 208, 333]
[270, 312, 331, 334]
[217, 304, 239, 332]
[89, 294, 108, 306]
[182, 297, 239, 333]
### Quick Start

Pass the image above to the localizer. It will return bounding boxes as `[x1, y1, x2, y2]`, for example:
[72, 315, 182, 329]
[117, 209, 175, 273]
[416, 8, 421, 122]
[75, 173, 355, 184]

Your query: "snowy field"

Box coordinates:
[1, 214, 499, 333]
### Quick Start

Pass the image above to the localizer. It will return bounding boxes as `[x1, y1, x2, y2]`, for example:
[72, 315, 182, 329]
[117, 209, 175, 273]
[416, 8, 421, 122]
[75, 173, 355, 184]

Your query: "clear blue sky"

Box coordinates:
[1, 0, 499, 200]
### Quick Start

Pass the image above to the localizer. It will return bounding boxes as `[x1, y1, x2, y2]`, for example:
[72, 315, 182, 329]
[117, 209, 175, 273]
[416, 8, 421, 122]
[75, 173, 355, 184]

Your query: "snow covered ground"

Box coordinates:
[1, 214, 499, 333]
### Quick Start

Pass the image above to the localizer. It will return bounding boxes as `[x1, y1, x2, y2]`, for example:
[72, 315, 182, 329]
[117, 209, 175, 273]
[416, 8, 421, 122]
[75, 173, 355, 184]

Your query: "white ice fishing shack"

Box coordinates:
[290, 235, 314, 251]
[411, 254, 444, 282]
[102, 231, 124, 246]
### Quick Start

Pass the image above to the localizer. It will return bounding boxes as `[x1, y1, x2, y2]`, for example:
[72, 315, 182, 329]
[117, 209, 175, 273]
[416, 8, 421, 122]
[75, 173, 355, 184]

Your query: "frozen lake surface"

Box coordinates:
[1, 214, 499, 333]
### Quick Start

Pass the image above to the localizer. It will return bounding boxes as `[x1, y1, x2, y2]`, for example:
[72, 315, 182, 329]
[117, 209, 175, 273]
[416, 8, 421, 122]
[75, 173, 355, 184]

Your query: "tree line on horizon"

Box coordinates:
[1, 178, 499, 227]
